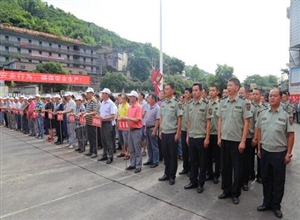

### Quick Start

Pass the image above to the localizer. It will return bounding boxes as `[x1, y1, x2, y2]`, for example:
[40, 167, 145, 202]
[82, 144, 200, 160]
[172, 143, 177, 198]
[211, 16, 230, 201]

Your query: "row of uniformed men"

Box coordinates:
[158, 79, 294, 219]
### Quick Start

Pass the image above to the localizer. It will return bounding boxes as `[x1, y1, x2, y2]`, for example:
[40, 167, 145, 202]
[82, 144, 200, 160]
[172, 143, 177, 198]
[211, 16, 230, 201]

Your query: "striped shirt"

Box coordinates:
[85, 98, 97, 125]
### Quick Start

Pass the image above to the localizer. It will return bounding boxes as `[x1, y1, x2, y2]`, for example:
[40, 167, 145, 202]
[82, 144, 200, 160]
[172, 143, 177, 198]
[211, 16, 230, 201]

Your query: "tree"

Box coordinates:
[215, 64, 234, 91]
[100, 72, 129, 92]
[127, 56, 151, 82]
[167, 58, 185, 75]
[189, 65, 203, 82]
[35, 61, 69, 92]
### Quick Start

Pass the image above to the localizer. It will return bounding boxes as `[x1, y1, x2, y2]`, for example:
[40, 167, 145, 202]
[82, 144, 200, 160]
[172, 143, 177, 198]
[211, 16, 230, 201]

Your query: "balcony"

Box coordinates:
[0, 40, 99, 59]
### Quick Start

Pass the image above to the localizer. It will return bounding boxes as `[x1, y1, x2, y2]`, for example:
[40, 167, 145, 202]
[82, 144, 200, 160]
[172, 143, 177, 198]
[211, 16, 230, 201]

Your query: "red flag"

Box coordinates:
[151, 67, 163, 95]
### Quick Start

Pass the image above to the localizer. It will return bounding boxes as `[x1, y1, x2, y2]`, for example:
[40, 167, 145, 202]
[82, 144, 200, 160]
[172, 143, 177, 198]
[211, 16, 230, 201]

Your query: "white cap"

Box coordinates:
[28, 95, 34, 99]
[63, 91, 72, 97]
[0, 97, 2, 99]
[10, 97, 14, 100]
[35, 94, 41, 97]
[100, 88, 111, 94]
[53, 94, 61, 99]
[20, 95, 25, 98]
[24, 97, 28, 100]
[75, 96, 82, 101]
[85, 87, 94, 93]
[45, 94, 52, 98]
[128, 90, 138, 98]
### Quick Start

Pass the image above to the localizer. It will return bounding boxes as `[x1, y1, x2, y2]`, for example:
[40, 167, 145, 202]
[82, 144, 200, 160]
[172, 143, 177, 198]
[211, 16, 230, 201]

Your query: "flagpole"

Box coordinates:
[159, 0, 163, 91]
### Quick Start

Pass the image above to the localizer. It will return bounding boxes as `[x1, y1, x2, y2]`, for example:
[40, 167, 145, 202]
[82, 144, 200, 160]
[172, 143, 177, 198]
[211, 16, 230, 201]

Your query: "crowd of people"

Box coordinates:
[0, 78, 296, 219]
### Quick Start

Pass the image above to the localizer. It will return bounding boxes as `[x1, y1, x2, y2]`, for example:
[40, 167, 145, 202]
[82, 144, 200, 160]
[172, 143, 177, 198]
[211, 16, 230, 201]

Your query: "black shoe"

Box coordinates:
[205, 176, 214, 181]
[213, 177, 219, 184]
[218, 193, 231, 199]
[97, 156, 108, 161]
[232, 197, 239, 205]
[179, 169, 188, 175]
[78, 150, 85, 153]
[184, 182, 197, 189]
[257, 205, 270, 212]
[242, 183, 249, 191]
[169, 178, 175, 185]
[75, 148, 80, 151]
[134, 168, 141, 173]
[143, 161, 152, 165]
[126, 166, 136, 170]
[257, 177, 262, 184]
[55, 142, 62, 145]
[150, 164, 158, 168]
[197, 185, 204, 193]
[91, 154, 97, 159]
[85, 153, 92, 156]
[106, 158, 113, 164]
[158, 175, 169, 181]
[272, 209, 283, 218]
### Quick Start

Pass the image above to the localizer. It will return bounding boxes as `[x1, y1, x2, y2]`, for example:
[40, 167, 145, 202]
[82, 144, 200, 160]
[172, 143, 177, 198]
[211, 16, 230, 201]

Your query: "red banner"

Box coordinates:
[57, 113, 63, 121]
[290, 94, 300, 103]
[79, 115, 86, 125]
[117, 120, 129, 130]
[92, 116, 102, 127]
[68, 114, 75, 123]
[0, 71, 90, 85]
[48, 112, 53, 120]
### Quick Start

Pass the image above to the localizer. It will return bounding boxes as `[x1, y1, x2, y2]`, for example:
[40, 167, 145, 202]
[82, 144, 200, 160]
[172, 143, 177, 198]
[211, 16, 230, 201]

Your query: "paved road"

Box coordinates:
[0, 125, 299, 220]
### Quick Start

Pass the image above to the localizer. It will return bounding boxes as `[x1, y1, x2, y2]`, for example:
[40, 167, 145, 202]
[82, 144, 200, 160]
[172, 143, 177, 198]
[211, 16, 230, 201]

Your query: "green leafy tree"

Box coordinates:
[35, 61, 69, 92]
[167, 58, 185, 75]
[215, 64, 234, 91]
[100, 72, 129, 92]
[127, 56, 151, 82]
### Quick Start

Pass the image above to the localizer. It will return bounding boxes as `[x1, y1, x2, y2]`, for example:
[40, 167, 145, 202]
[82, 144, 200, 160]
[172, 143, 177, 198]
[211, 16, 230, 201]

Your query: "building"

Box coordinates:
[288, 1, 300, 101]
[0, 24, 101, 91]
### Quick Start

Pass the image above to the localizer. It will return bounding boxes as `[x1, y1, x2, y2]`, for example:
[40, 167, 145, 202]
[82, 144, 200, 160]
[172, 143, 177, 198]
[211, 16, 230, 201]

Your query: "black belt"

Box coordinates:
[130, 128, 142, 131]
[102, 121, 111, 124]
[146, 125, 155, 129]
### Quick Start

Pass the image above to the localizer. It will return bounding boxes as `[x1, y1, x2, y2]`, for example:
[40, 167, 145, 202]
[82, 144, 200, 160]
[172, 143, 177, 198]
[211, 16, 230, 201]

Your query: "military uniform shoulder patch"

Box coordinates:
[246, 102, 251, 111]
[239, 95, 245, 100]
[209, 108, 213, 115]
[283, 108, 291, 115]
[202, 99, 208, 104]
[289, 117, 294, 125]
[221, 96, 228, 100]
[178, 103, 183, 110]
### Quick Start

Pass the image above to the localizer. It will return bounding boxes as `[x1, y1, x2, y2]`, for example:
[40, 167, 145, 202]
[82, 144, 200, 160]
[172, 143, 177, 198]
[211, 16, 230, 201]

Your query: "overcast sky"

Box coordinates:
[45, 0, 290, 81]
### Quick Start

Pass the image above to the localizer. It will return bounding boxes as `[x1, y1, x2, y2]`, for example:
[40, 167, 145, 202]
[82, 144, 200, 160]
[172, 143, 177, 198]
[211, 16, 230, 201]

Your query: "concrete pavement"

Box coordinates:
[0, 124, 299, 220]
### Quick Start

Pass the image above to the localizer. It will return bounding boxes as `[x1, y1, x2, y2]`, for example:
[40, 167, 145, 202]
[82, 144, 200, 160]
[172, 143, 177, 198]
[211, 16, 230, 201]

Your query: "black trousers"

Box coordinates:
[207, 135, 220, 179]
[162, 133, 178, 179]
[249, 145, 261, 179]
[261, 148, 286, 210]
[181, 131, 190, 172]
[4, 112, 8, 127]
[189, 137, 206, 186]
[55, 119, 64, 142]
[87, 124, 97, 155]
[242, 138, 252, 185]
[97, 127, 103, 149]
[221, 140, 242, 197]
[101, 122, 114, 158]
[158, 128, 163, 160]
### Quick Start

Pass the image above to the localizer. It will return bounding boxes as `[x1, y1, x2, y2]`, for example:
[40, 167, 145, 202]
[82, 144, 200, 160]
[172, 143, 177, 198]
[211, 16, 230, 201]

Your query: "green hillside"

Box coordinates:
[0, 0, 185, 76]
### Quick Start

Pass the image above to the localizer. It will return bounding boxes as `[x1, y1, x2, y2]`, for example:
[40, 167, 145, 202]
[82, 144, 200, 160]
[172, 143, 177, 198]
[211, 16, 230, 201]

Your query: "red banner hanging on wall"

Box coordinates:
[0, 70, 90, 85]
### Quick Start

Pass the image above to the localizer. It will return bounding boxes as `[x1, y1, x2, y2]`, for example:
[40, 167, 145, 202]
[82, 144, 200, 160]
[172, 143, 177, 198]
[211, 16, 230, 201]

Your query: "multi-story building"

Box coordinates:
[288, 1, 300, 101]
[0, 24, 101, 90]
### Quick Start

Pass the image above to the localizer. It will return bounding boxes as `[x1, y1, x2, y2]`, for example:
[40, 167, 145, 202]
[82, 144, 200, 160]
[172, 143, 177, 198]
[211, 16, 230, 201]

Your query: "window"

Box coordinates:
[18, 48, 21, 53]
[28, 39, 32, 44]
[29, 50, 32, 54]
[83, 49, 86, 53]
[83, 58, 86, 63]
[91, 59, 93, 62]
[67, 64, 70, 67]
[91, 50, 93, 54]
[17, 37, 21, 42]
[5, 47, 9, 52]
[91, 67, 94, 71]
[29, 60, 32, 63]
[67, 55, 70, 59]
[49, 43, 52, 47]
[39, 61, 42, 64]
[69, 70, 72, 74]
[67, 46, 70, 50]
[39, 41, 42, 46]
[58, 54, 61, 57]
[5, 57, 9, 62]
[58, 45, 61, 49]
[20, 65, 26, 70]
[39, 51, 42, 55]
[5, 36, 9, 41]
[49, 52, 52, 56]
[79, 71, 83, 75]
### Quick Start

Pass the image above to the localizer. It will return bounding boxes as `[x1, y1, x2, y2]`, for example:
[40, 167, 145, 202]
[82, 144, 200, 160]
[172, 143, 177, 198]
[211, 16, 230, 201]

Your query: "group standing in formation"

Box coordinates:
[0, 77, 296, 219]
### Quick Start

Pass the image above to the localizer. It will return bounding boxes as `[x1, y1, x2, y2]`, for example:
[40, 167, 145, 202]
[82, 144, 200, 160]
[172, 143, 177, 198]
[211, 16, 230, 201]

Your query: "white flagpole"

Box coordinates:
[159, 0, 163, 91]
